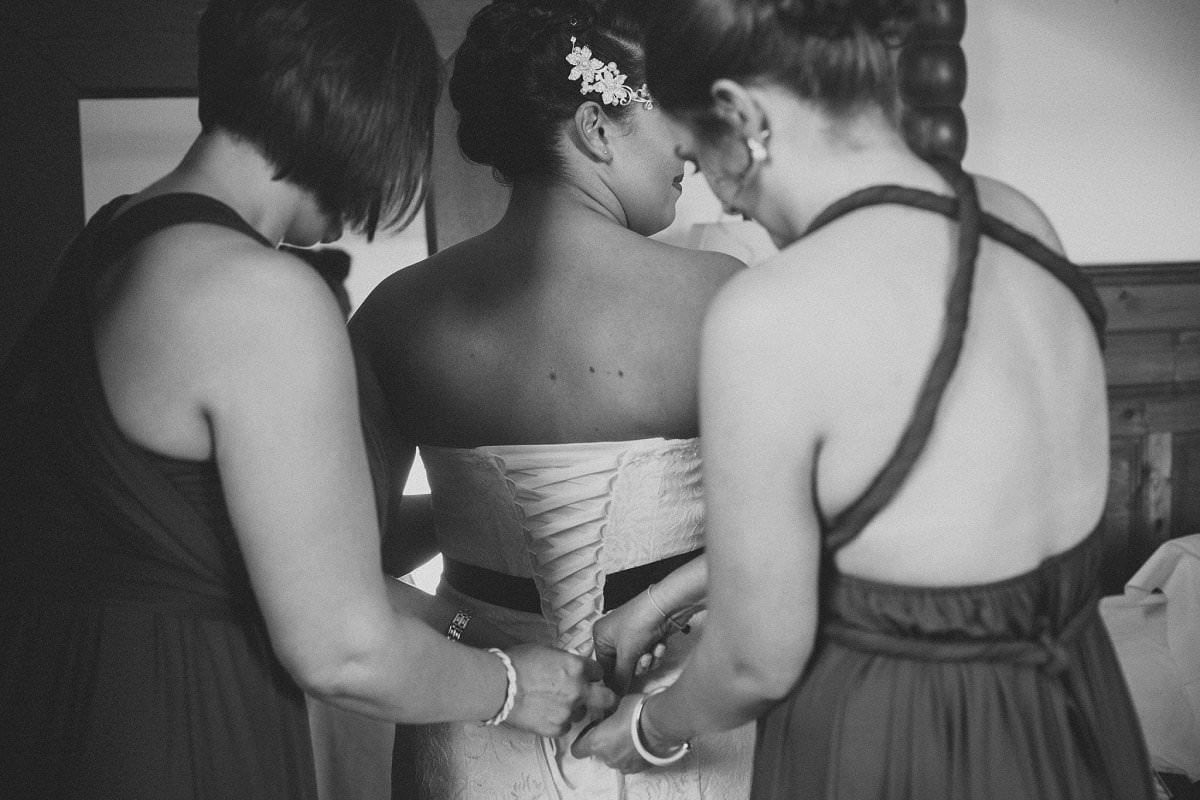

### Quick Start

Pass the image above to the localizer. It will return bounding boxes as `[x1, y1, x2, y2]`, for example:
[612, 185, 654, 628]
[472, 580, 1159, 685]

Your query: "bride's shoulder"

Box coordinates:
[356, 235, 489, 311]
[638, 235, 746, 283]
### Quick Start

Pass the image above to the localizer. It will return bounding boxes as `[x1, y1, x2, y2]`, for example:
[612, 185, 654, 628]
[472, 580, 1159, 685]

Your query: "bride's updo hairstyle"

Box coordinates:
[451, 0, 648, 185]
[646, 0, 916, 139]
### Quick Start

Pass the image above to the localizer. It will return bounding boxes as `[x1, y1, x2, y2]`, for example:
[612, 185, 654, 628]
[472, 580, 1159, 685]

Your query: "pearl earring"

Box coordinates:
[745, 132, 770, 165]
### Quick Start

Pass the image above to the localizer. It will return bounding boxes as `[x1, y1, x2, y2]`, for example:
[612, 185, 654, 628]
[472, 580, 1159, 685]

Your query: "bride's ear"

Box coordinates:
[709, 78, 768, 140]
[571, 101, 615, 163]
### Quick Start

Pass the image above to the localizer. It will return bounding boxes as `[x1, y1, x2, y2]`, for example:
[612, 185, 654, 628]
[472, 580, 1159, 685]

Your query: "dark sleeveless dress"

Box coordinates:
[0, 195, 324, 799]
[749, 168, 1155, 799]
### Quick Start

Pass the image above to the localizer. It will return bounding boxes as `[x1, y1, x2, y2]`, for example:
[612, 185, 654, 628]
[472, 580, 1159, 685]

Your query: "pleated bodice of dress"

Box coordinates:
[421, 437, 705, 655]
[397, 438, 754, 800]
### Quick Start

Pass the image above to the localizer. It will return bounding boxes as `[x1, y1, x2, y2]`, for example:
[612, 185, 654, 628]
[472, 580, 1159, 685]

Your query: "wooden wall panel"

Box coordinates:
[1092, 262, 1200, 332]
[1105, 332, 1179, 386]
[1090, 262, 1200, 590]
[1103, 437, 1140, 593]
[1111, 387, 1200, 438]
[1100, 284, 1200, 333]
[1172, 431, 1200, 541]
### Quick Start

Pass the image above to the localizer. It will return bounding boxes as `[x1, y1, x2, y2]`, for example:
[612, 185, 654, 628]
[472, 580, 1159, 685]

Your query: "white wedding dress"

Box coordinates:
[396, 437, 753, 799]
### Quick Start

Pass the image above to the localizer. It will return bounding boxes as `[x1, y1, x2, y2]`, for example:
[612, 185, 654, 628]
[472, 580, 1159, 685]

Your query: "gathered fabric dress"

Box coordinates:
[393, 438, 754, 799]
[750, 167, 1155, 799]
[0, 195, 324, 799]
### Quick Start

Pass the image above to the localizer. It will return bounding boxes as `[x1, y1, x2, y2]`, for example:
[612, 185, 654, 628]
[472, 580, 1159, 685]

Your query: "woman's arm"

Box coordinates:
[352, 344, 442, 579]
[351, 293, 522, 650]
[199, 249, 607, 731]
[575, 269, 825, 766]
[382, 494, 439, 578]
[384, 574, 519, 650]
[351, 302, 517, 649]
[592, 555, 708, 691]
[590, 252, 747, 692]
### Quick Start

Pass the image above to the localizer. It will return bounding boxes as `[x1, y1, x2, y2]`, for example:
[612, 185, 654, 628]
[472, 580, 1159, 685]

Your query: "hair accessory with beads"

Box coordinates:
[565, 36, 653, 109]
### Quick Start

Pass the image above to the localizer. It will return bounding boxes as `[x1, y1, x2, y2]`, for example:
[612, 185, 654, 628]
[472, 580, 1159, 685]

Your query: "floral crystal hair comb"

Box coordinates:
[565, 36, 653, 109]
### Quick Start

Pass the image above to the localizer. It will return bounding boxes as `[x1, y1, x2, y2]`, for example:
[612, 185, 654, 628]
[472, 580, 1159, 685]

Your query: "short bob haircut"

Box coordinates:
[646, 0, 914, 141]
[198, 0, 441, 238]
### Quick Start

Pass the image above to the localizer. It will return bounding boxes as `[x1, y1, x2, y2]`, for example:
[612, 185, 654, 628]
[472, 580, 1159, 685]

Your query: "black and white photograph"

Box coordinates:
[1, 1, 1198, 798]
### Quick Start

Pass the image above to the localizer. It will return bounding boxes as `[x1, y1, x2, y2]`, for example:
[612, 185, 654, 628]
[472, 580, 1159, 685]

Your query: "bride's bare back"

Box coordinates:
[353, 197, 742, 448]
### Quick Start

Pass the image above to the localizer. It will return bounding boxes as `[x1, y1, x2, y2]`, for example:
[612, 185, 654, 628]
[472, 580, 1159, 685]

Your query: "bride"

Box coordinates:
[350, 1, 754, 797]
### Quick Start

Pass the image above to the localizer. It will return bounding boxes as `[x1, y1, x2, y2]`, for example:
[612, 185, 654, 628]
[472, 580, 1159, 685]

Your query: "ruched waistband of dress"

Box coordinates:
[442, 549, 703, 614]
[824, 596, 1116, 793]
[1, 564, 256, 621]
[822, 598, 1099, 676]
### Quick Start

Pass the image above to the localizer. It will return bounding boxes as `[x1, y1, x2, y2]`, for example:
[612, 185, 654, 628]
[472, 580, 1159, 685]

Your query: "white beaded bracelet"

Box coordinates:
[630, 687, 690, 766]
[483, 648, 517, 727]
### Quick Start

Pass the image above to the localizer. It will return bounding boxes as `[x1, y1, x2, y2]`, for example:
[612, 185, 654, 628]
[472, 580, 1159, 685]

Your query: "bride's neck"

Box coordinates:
[501, 179, 626, 234]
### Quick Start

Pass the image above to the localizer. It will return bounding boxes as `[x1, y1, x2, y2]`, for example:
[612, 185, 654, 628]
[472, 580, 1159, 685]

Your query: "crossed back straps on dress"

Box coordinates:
[809, 163, 1107, 552]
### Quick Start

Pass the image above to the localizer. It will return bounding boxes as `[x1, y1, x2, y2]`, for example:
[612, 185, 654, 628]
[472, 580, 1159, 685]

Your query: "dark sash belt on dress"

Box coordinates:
[441, 549, 703, 614]
[824, 596, 1113, 791]
[822, 598, 1097, 676]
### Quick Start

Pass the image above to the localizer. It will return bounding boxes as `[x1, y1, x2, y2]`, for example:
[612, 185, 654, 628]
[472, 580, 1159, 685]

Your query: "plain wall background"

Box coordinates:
[961, 0, 1200, 265]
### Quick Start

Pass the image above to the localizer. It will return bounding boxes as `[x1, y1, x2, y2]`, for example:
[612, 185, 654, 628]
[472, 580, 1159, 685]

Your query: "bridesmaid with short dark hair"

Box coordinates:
[0, 2, 608, 797]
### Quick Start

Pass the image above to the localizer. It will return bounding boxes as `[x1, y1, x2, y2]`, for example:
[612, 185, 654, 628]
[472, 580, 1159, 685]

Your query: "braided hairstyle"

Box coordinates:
[451, 0, 650, 184]
[645, 0, 916, 139]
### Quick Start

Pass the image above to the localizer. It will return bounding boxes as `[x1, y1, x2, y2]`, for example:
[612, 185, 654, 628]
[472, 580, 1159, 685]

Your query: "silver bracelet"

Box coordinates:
[630, 687, 690, 766]
[446, 609, 472, 641]
[646, 583, 691, 635]
[483, 648, 517, 727]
